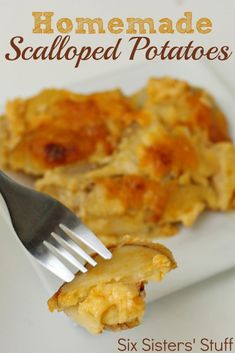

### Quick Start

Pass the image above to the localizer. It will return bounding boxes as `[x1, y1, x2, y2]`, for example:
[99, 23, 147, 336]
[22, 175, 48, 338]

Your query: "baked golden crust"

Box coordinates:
[131, 77, 230, 143]
[48, 241, 176, 334]
[2, 78, 229, 175]
[0, 89, 138, 175]
[37, 116, 235, 244]
[1, 77, 235, 244]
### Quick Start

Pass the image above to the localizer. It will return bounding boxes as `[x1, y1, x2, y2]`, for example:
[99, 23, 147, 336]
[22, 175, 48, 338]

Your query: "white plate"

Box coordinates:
[1, 60, 235, 303]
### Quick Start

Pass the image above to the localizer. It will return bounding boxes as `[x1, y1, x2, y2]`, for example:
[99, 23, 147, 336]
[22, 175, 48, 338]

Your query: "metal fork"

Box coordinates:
[0, 171, 112, 282]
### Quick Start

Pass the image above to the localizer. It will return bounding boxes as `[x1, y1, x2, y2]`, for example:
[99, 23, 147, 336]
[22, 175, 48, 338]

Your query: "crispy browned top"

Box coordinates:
[139, 133, 198, 180]
[133, 77, 230, 144]
[98, 175, 175, 222]
[2, 77, 235, 244]
[2, 89, 140, 173]
[0, 78, 231, 176]
[185, 91, 230, 143]
[22, 90, 136, 168]
[35, 79, 235, 243]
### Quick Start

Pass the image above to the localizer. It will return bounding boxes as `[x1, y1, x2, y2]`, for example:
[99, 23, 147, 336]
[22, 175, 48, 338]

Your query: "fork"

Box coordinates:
[0, 171, 112, 282]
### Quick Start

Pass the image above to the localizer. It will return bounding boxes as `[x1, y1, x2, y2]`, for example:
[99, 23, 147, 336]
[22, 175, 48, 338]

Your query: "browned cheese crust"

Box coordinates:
[1, 77, 235, 244]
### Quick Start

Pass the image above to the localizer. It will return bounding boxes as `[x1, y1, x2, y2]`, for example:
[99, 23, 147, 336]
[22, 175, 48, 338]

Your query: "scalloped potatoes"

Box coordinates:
[48, 241, 176, 334]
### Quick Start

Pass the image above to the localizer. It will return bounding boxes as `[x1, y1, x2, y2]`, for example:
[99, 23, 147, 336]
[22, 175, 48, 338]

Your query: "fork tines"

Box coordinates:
[43, 223, 112, 282]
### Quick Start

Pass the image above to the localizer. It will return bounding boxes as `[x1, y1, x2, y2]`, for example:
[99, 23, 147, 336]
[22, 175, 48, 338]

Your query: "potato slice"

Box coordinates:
[48, 241, 176, 334]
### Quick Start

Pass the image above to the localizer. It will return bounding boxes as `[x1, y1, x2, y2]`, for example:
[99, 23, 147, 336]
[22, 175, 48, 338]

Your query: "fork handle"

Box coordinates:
[0, 171, 14, 194]
[0, 171, 38, 241]
[0, 172, 20, 230]
[0, 170, 64, 247]
[0, 192, 14, 227]
[0, 171, 19, 199]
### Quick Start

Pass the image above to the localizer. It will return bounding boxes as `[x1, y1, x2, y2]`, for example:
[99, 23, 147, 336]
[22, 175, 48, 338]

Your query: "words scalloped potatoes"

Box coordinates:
[4, 12, 233, 67]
